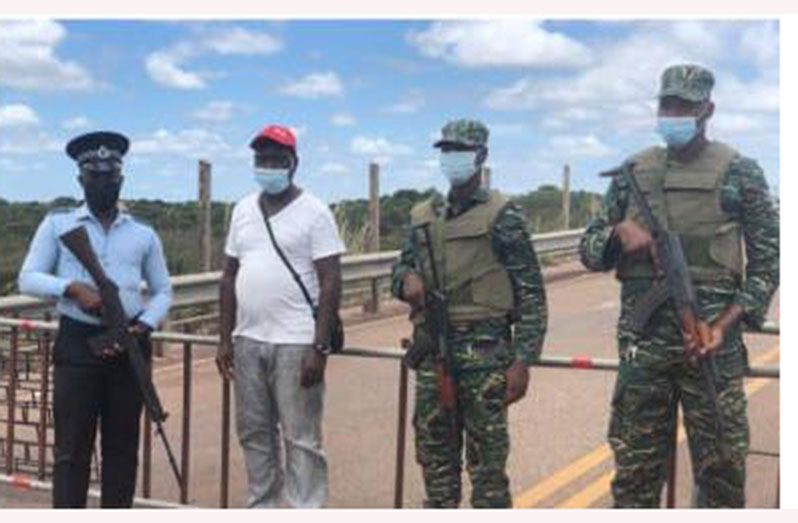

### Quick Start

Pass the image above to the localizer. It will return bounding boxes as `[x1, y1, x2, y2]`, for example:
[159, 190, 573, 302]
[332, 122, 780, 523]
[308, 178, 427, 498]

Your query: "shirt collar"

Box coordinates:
[76, 203, 130, 228]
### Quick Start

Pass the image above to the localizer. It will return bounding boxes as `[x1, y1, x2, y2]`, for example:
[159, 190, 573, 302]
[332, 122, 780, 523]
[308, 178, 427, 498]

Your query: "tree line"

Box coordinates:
[0, 185, 601, 296]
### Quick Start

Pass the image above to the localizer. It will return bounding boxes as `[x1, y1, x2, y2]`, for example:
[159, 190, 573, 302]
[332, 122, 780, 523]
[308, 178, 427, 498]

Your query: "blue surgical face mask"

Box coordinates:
[440, 150, 477, 186]
[254, 167, 291, 195]
[656, 116, 698, 148]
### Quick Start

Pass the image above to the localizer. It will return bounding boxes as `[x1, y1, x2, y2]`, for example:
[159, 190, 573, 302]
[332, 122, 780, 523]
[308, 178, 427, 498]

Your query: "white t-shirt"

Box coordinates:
[225, 190, 346, 344]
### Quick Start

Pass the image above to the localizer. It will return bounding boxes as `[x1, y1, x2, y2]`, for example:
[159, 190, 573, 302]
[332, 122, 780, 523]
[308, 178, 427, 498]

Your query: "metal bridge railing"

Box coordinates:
[0, 228, 586, 319]
[0, 315, 779, 508]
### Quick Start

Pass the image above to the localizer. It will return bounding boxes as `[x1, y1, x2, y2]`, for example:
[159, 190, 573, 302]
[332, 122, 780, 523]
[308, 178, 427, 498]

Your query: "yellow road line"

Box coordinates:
[554, 345, 780, 508]
[558, 470, 615, 509]
[513, 444, 611, 508]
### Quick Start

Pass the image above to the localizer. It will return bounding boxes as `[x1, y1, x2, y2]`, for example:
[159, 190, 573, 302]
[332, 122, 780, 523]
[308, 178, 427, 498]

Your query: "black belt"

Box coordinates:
[54, 315, 151, 366]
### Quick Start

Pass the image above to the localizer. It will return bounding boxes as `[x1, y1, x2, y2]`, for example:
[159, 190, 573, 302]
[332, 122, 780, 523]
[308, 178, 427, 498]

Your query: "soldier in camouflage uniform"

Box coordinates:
[391, 119, 548, 508]
[580, 64, 779, 508]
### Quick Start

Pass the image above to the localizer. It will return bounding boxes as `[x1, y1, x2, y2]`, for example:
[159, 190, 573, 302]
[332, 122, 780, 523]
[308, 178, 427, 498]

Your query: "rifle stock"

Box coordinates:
[402, 223, 460, 443]
[417, 225, 456, 408]
[59, 226, 110, 287]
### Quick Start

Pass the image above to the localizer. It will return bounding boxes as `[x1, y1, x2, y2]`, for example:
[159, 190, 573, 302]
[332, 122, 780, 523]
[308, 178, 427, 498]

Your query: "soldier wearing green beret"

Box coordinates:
[580, 64, 779, 507]
[391, 119, 548, 507]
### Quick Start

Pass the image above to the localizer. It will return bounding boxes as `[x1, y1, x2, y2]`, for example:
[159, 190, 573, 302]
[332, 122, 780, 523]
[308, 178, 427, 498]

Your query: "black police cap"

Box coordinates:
[66, 131, 130, 167]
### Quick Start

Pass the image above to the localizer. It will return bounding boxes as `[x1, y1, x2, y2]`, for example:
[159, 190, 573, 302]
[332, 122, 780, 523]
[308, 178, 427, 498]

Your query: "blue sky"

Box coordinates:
[0, 19, 780, 203]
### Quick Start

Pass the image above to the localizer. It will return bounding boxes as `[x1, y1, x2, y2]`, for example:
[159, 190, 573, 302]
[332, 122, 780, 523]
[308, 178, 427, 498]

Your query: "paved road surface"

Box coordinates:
[1, 262, 779, 508]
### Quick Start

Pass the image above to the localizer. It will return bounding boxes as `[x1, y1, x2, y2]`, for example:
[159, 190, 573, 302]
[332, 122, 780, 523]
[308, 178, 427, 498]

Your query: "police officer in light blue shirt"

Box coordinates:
[17, 131, 173, 508]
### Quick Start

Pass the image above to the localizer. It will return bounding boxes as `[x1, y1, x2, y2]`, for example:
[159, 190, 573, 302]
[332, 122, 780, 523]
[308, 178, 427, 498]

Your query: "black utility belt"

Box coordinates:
[59, 314, 106, 335]
[55, 314, 152, 365]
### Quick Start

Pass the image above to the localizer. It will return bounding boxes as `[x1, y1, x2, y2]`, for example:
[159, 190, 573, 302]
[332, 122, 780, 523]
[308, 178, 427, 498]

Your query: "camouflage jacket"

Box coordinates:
[580, 152, 779, 351]
[391, 187, 548, 370]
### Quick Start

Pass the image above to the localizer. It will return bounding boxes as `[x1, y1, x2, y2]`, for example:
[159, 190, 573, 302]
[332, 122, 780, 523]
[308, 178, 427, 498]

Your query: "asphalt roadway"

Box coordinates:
[0, 261, 779, 508]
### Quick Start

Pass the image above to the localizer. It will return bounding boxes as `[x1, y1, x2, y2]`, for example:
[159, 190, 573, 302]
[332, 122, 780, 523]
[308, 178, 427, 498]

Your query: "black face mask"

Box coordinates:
[84, 178, 122, 214]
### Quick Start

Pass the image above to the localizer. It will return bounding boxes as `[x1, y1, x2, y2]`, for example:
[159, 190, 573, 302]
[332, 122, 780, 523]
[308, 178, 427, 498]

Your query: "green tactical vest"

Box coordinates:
[410, 190, 515, 323]
[616, 141, 744, 282]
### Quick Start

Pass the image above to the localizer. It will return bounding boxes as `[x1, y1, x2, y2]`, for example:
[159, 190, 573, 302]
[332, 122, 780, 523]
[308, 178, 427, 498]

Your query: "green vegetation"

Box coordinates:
[0, 197, 233, 296]
[332, 185, 601, 252]
[0, 185, 601, 296]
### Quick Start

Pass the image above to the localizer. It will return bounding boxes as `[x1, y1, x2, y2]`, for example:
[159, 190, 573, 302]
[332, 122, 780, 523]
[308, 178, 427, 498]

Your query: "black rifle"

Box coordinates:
[59, 226, 184, 486]
[600, 162, 730, 462]
[401, 224, 458, 429]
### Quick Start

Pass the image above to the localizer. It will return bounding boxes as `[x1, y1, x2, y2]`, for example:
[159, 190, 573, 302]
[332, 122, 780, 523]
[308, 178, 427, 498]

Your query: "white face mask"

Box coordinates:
[656, 116, 698, 147]
[254, 167, 291, 194]
[439, 150, 477, 186]
[656, 102, 709, 148]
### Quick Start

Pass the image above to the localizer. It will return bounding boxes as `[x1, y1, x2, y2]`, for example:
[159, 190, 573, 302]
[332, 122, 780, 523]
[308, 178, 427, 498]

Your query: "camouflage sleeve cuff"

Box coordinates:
[732, 290, 767, 330]
[513, 341, 542, 366]
[725, 156, 779, 331]
[579, 222, 620, 272]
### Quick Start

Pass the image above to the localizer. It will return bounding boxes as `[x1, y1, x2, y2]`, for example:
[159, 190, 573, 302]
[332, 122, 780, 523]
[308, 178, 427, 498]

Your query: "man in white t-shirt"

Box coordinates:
[216, 124, 345, 508]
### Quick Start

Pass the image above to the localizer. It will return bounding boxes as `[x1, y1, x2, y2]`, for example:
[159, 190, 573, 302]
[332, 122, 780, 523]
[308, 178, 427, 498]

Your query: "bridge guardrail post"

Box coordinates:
[220, 376, 231, 508]
[180, 336, 193, 504]
[393, 343, 410, 508]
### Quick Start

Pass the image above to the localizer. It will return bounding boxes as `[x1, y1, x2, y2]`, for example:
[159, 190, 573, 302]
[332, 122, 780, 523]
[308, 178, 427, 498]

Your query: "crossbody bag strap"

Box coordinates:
[259, 203, 318, 319]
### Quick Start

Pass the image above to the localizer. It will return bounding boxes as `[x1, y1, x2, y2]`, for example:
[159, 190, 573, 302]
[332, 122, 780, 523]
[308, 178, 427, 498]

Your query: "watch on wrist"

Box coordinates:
[313, 342, 331, 356]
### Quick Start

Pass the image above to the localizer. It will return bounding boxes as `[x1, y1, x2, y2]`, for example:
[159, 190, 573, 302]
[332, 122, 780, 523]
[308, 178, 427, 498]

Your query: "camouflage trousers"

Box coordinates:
[413, 367, 511, 508]
[608, 340, 749, 508]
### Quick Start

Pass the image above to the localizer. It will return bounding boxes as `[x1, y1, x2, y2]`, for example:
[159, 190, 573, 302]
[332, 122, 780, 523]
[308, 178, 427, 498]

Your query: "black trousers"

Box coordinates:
[52, 316, 149, 508]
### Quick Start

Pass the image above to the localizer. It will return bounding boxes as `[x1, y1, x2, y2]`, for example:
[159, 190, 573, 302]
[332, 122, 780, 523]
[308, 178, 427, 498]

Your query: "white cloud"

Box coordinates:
[542, 107, 603, 129]
[0, 20, 96, 91]
[320, 162, 350, 175]
[0, 104, 40, 128]
[279, 71, 343, 99]
[145, 45, 207, 90]
[561, 107, 602, 122]
[714, 75, 779, 113]
[0, 157, 47, 173]
[484, 21, 740, 110]
[192, 100, 237, 122]
[205, 27, 283, 55]
[384, 90, 425, 114]
[738, 21, 779, 67]
[350, 136, 413, 163]
[488, 123, 529, 136]
[0, 131, 61, 155]
[483, 20, 779, 155]
[407, 20, 593, 69]
[670, 21, 723, 57]
[61, 116, 92, 130]
[330, 113, 356, 127]
[131, 128, 236, 158]
[485, 67, 642, 110]
[145, 26, 282, 90]
[711, 113, 767, 135]
[545, 135, 614, 158]
[290, 126, 308, 139]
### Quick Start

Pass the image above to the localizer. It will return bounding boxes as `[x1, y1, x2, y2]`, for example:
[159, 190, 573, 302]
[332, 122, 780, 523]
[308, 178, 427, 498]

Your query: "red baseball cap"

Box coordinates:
[250, 125, 297, 152]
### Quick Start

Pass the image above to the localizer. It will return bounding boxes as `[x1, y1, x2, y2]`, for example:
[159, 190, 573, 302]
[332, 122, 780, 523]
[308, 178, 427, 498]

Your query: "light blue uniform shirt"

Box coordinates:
[18, 204, 173, 329]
